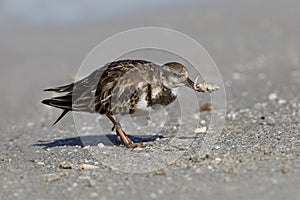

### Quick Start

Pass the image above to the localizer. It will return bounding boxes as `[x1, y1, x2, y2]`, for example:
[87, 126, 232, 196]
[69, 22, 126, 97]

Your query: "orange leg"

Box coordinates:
[106, 114, 146, 148]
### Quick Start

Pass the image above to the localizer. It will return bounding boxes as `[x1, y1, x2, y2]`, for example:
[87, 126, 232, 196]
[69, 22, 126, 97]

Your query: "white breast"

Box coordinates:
[171, 87, 179, 96]
[151, 87, 161, 98]
[136, 92, 148, 111]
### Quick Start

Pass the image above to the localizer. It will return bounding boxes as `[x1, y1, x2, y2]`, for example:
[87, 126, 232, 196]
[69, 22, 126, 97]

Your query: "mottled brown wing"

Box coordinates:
[110, 74, 146, 115]
[43, 60, 153, 124]
[94, 61, 149, 115]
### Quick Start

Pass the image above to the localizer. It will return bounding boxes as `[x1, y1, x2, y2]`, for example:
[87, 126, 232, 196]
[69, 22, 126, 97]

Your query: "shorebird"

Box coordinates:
[42, 60, 219, 148]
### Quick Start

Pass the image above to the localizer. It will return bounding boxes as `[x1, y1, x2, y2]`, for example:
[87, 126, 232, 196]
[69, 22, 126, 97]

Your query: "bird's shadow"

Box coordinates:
[34, 134, 165, 148]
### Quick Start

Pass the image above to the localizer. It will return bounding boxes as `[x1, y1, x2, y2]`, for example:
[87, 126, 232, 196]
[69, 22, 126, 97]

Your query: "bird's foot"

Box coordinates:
[122, 134, 146, 148]
[125, 142, 146, 148]
[112, 123, 146, 148]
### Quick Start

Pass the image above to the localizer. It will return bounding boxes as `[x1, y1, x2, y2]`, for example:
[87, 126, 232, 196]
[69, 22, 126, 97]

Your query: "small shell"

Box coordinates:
[193, 76, 219, 93]
[194, 76, 200, 90]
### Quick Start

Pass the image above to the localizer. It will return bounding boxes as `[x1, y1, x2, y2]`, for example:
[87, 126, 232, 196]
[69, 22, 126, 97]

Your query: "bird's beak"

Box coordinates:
[184, 77, 200, 90]
[184, 76, 219, 93]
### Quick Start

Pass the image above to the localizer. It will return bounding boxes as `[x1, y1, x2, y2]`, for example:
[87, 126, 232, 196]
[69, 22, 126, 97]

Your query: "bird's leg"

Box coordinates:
[111, 125, 121, 142]
[109, 116, 127, 143]
[106, 114, 146, 148]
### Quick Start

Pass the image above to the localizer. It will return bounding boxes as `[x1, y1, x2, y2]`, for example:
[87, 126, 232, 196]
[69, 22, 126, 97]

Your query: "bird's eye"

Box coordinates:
[172, 72, 181, 78]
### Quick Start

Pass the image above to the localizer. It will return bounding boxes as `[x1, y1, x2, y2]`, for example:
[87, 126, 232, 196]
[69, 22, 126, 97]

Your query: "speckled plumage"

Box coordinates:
[42, 59, 218, 147]
[43, 60, 184, 120]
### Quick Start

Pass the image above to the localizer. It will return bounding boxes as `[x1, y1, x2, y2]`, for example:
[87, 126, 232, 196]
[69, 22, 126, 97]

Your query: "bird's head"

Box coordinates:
[162, 62, 219, 93]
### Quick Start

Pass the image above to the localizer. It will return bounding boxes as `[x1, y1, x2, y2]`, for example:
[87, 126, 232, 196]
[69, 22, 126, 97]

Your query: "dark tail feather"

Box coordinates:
[44, 83, 74, 93]
[42, 96, 72, 125]
[41, 94, 72, 110]
[52, 109, 69, 125]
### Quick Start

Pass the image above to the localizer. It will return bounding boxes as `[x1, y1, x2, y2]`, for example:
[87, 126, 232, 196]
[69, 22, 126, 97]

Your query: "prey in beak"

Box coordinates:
[184, 76, 219, 93]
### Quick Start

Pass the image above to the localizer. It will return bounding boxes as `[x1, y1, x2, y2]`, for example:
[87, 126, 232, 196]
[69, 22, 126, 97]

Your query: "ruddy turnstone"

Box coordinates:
[42, 60, 219, 148]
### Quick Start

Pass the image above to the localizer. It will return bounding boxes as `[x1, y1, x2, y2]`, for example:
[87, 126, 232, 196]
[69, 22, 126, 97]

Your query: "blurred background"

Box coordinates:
[1, 0, 299, 123]
[0, 0, 199, 25]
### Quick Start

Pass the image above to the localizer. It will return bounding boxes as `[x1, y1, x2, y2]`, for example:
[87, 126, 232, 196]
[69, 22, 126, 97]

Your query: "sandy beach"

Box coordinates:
[0, 0, 299, 199]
